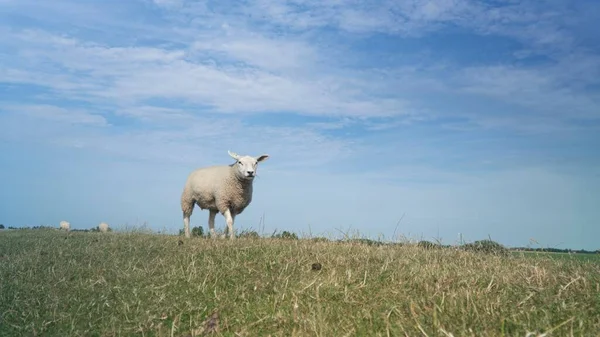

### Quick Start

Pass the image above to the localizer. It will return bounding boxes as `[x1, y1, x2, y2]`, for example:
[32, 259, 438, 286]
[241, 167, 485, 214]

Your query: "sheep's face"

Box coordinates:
[228, 151, 269, 180]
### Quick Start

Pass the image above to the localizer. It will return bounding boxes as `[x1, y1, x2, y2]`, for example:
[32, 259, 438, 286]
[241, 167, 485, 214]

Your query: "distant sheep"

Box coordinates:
[180, 150, 269, 239]
[59, 221, 70, 231]
[98, 222, 109, 233]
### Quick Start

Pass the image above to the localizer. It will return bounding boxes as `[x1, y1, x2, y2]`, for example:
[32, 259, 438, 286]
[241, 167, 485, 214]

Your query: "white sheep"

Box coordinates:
[98, 222, 109, 233]
[180, 150, 269, 239]
[59, 220, 70, 231]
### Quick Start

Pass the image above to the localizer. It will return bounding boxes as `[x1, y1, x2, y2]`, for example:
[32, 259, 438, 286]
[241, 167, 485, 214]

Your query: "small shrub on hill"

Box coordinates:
[191, 226, 204, 237]
[344, 238, 385, 246]
[177, 227, 204, 237]
[238, 230, 260, 239]
[31, 225, 55, 231]
[461, 239, 508, 255]
[271, 230, 298, 240]
[417, 240, 442, 249]
[311, 237, 330, 243]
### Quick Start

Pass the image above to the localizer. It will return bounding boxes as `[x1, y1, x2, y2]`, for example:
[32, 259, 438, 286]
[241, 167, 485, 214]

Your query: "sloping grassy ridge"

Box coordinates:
[0, 229, 598, 336]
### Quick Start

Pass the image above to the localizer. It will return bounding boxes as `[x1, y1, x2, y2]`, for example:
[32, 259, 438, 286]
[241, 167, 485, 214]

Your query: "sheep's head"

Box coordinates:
[228, 150, 269, 180]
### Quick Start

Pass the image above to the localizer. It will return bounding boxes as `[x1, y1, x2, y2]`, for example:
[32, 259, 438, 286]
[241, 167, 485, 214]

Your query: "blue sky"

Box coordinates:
[1, 0, 599, 250]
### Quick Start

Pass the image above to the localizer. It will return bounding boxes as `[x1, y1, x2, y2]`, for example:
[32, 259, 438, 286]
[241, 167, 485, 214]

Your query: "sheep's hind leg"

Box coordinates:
[181, 197, 195, 239]
[208, 209, 217, 239]
[224, 208, 236, 240]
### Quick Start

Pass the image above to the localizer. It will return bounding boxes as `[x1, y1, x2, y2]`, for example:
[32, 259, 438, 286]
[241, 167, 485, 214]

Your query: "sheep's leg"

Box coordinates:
[224, 208, 236, 240]
[230, 214, 236, 239]
[183, 216, 191, 239]
[208, 209, 217, 239]
[181, 191, 195, 239]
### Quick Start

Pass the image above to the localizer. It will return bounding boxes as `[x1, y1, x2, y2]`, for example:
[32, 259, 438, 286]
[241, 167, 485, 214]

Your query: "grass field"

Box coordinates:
[1, 229, 599, 336]
[511, 250, 600, 263]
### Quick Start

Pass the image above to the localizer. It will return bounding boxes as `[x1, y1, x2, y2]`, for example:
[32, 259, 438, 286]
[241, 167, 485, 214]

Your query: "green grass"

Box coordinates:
[1, 229, 599, 336]
[511, 250, 600, 262]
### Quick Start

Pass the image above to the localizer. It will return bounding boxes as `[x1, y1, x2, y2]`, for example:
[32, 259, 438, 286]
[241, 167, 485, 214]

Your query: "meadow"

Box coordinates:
[0, 229, 599, 336]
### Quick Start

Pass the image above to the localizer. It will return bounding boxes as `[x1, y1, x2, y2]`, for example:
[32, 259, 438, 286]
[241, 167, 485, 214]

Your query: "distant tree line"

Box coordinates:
[511, 247, 600, 255]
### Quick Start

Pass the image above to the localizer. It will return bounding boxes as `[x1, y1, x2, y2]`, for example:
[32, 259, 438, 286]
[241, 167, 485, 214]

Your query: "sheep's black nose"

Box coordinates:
[247, 171, 254, 176]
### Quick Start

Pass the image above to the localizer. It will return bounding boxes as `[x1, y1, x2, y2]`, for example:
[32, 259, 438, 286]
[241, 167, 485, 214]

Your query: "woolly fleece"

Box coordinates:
[180, 151, 269, 239]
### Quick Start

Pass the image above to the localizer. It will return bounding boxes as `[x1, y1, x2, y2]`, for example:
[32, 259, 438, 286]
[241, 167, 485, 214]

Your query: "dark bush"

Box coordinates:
[89, 225, 113, 232]
[461, 239, 508, 255]
[238, 230, 260, 239]
[271, 230, 298, 240]
[311, 237, 329, 243]
[191, 226, 204, 237]
[178, 227, 204, 237]
[344, 238, 385, 246]
[418, 240, 442, 249]
[29, 225, 57, 231]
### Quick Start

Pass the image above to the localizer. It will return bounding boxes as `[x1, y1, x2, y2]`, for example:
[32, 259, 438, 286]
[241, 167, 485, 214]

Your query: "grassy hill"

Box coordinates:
[1, 229, 598, 336]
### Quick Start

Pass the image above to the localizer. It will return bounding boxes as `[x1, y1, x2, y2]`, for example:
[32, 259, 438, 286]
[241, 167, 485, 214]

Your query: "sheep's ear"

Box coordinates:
[228, 150, 241, 160]
[256, 154, 269, 162]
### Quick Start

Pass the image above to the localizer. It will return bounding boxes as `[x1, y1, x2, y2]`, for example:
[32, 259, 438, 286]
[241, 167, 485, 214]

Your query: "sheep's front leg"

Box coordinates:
[208, 209, 217, 239]
[183, 216, 191, 239]
[224, 208, 236, 240]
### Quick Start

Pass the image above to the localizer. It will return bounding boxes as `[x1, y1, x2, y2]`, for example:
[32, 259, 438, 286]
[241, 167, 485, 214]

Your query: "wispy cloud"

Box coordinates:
[2, 27, 410, 118]
[4, 104, 108, 126]
[2, 0, 599, 129]
[1, 0, 597, 159]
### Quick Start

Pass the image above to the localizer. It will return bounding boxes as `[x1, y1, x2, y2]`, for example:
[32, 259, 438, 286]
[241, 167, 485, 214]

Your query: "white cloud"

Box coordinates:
[2, 0, 598, 130]
[452, 65, 600, 121]
[7, 104, 108, 127]
[153, 0, 181, 6]
[115, 106, 197, 124]
[0, 103, 355, 169]
[222, 0, 477, 36]
[1, 28, 408, 118]
[191, 33, 318, 72]
[0, 1, 598, 140]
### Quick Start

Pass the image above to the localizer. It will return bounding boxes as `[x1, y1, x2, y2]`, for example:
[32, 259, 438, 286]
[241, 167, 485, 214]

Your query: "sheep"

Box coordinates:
[98, 222, 109, 233]
[59, 220, 70, 231]
[180, 150, 269, 239]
